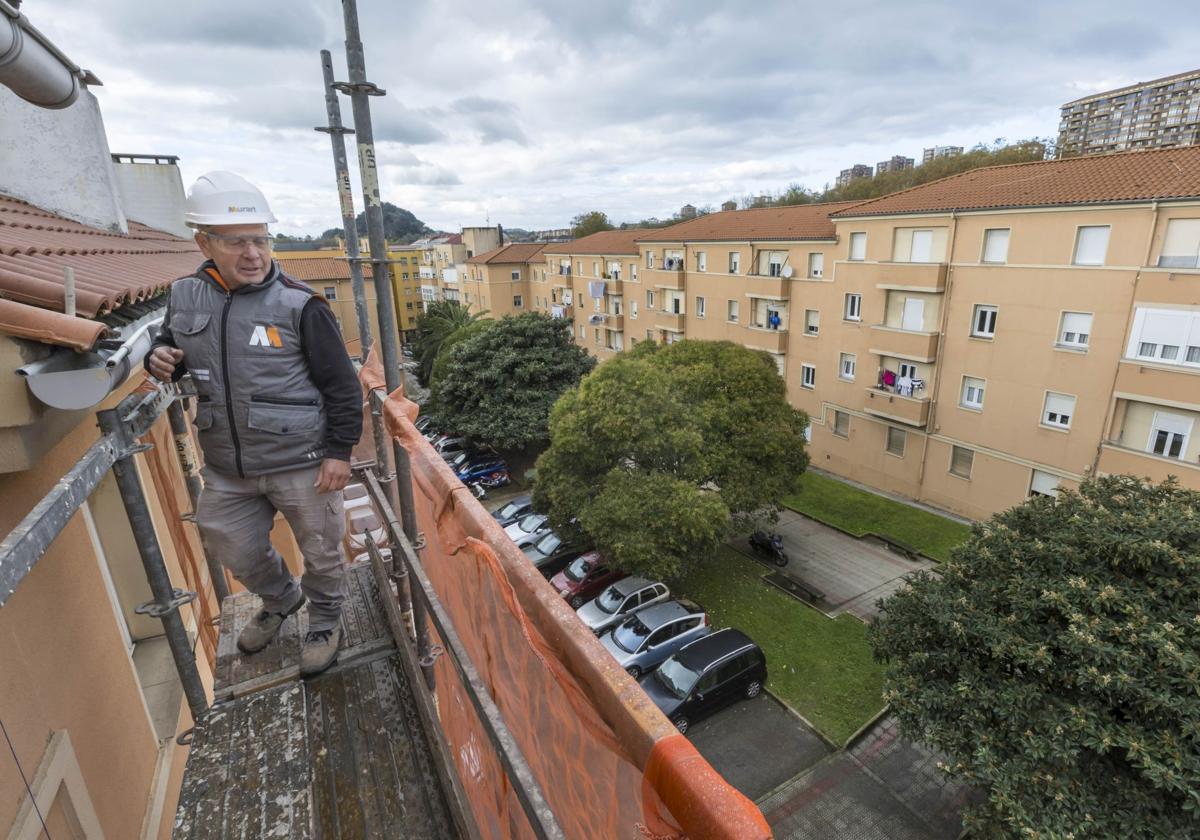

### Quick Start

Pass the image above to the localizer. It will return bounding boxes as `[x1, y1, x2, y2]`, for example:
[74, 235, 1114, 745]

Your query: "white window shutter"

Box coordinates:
[1044, 393, 1075, 417]
[1030, 470, 1060, 496]
[1073, 226, 1110, 265]
[983, 229, 1010, 263]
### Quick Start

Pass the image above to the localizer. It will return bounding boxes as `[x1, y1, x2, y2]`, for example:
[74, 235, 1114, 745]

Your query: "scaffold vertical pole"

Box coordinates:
[165, 396, 229, 603]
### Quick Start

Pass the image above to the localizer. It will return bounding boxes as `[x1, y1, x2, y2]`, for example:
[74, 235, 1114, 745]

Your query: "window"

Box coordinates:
[1029, 470, 1061, 498]
[727, 300, 739, 322]
[1072, 225, 1111, 266]
[729, 252, 740, 274]
[594, 328, 602, 345]
[1042, 392, 1076, 429]
[909, 229, 933, 262]
[647, 290, 657, 310]
[971, 304, 998, 338]
[668, 292, 683, 314]
[801, 364, 816, 389]
[697, 251, 707, 271]
[886, 427, 906, 456]
[577, 260, 583, 275]
[767, 252, 785, 277]
[982, 228, 1010, 264]
[960, 376, 985, 409]
[631, 263, 638, 281]
[511, 270, 520, 281]
[950, 446, 974, 478]
[805, 310, 820, 335]
[1157, 218, 1200, 267]
[593, 261, 599, 276]
[513, 294, 523, 308]
[898, 361, 918, 380]
[839, 353, 856, 381]
[647, 251, 655, 269]
[631, 301, 638, 319]
[808, 252, 824, 278]
[1057, 312, 1092, 349]
[849, 232, 866, 261]
[844, 293, 862, 321]
[695, 296, 706, 318]
[832, 410, 850, 438]
[1126, 307, 1200, 367]
[803, 424, 812, 443]
[323, 285, 337, 299]
[579, 324, 585, 339]
[1148, 410, 1192, 459]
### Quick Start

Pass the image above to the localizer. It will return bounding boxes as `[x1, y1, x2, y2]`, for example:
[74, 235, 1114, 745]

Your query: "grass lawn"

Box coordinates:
[675, 546, 886, 744]
[783, 471, 971, 564]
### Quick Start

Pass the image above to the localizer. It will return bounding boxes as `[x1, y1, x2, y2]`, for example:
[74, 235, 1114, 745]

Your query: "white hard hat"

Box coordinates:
[184, 171, 278, 228]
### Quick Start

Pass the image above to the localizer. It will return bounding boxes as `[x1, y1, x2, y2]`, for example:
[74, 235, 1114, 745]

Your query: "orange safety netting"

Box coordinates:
[361, 355, 771, 840]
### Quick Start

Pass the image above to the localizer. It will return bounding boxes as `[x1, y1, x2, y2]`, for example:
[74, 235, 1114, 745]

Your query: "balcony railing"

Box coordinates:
[839, 260, 947, 292]
[654, 310, 685, 332]
[863, 387, 931, 427]
[1113, 359, 1200, 404]
[1098, 442, 1200, 483]
[868, 325, 940, 362]
[742, 274, 789, 299]
[744, 325, 788, 353]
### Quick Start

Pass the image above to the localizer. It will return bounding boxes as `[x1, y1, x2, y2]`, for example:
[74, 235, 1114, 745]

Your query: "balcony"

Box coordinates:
[600, 275, 624, 294]
[744, 325, 788, 353]
[868, 325, 940, 362]
[1113, 360, 1200, 405]
[743, 273, 789, 299]
[605, 313, 625, 331]
[1098, 442, 1200, 484]
[654, 310, 686, 332]
[648, 264, 685, 289]
[862, 387, 930, 427]
[839, 260, 947, 292]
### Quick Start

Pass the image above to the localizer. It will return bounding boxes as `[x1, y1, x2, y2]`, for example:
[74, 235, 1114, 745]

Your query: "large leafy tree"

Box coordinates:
[869, 476, 1200, 839]
[430, 313, 595, 450]
[570, 210, 615, 238]
[535, 340, 809, 580]
[410, 300, 487, 386]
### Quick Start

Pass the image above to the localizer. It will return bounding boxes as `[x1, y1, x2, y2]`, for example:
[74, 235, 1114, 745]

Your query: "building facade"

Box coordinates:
[836, 164, 873, 187]
[544, 147, 1200, 521]
[462, 242, 548, 318]
[1059, 68, 1200, 158]
[922, 145, 963, 163]
[876, 155, 915, 174]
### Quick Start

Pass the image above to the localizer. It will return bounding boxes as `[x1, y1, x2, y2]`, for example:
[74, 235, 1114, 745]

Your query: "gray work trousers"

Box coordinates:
[197, 464, 346, 632]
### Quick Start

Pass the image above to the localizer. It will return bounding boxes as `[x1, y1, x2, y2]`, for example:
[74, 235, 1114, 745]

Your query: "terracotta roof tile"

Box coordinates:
[275, 257, 374, 281]
[832, 146, 1200, 218]
[0, 194, 200, 318]
[467, 243, 548, 265]
[638, 201, 862, 242]
[542, 230, 647, 255]
[0, 298, 109, 352]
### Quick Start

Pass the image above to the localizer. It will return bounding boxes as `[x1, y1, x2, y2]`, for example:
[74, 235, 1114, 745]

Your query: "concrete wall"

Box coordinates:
[112, 161, 191, 238]
[0, 86, 125, 232]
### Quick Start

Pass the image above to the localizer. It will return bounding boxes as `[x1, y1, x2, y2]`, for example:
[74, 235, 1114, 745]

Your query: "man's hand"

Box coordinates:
[314, 458, 351, 493]
[148, 346, 184, 382]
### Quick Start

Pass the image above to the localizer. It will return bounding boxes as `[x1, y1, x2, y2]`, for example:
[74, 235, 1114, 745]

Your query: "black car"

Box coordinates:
[521, 530, 588, 579]
[492, 495, 533, 528]
[638, 628, 767, 734]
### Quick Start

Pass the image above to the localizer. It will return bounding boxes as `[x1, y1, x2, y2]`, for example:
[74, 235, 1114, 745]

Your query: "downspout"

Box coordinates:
[917, 211, 958, 494]
[1091, 200, 1160, 475]
[0, 0, 100, 109]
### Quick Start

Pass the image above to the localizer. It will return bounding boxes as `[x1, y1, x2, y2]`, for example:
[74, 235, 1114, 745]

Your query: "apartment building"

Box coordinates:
[1059, 68, 1200, 158]
[564, 147, 1200, 520]
[462, 242, 548, 317]
[876, 155, 915, 173]
[386, 244, 424, 335]
[538, 230, 647, 359]
[275, 256, 382, 354]
[836, 164, 873, 187]
[922, 145, 964, 163]
[413, 232, 464, 305]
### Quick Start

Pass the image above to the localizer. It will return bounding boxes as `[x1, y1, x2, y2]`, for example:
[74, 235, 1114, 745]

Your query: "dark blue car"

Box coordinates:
[456, 455, 510, 486]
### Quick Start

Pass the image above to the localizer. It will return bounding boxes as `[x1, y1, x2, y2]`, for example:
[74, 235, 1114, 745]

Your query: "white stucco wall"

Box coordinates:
[0, 86, 126, 232]
[112, 162, 191, 238]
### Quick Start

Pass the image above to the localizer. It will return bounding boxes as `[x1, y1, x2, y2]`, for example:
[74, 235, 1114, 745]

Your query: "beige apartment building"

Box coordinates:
[276, 256, 383, 355]
[539, 148, 1200, 521]
[462, 242, 548, 317]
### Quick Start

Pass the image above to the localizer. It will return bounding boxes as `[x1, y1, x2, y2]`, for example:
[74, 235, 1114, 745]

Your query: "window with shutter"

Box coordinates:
[949, 446, 974, 478]
[1127, 307, 1200, 365]
[1058, 312, 1092, 349]
[833, 411, 850, 437]
[909, 229, 933, 262]
[1042, 392, 1076, 429]
[1029, 470, 1061, 498]
[808, 252, 824, 278]
[1072, 225, 1111, 266]
[805, 310, 820, 335]
[1157, 218, 1200, 268]
[849, 233, 866, 261]
[886, 427, 906, 456]
[982, 228, 1010, 264]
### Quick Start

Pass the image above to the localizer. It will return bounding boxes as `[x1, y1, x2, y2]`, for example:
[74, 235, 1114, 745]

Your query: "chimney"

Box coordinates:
[111, 154, 192, 238]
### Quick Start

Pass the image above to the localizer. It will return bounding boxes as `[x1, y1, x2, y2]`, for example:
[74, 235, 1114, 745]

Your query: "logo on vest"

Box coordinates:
[248, 325, 283, 348]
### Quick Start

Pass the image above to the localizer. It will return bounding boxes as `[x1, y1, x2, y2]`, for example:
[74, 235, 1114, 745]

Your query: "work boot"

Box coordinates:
[300, 625, 342, 677]
[236, 591, 306, 654]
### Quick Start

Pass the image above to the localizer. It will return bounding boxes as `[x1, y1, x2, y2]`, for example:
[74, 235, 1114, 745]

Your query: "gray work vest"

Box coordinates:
[165, 262, 327, 477]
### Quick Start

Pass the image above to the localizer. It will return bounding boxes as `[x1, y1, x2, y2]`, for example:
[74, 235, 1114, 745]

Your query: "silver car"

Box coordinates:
[576, 577, 670, 636]
[599, 599, 709, 678]
[503, 513, 551, 548]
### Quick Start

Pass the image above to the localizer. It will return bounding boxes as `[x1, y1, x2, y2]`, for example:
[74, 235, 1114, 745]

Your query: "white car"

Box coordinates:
[503, 513, 551, 548]
[575, 577, 670, 635]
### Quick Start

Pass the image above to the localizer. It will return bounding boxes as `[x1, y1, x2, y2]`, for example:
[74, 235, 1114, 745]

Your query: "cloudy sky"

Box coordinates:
[29, 0, 1200, 235]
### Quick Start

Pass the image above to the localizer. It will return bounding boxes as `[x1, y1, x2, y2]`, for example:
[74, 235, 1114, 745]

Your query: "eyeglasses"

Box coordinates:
[203, 231, 273, 252]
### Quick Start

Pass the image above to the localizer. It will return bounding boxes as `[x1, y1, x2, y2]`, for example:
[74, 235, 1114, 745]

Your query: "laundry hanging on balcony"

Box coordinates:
[588, 314, 605, 325]
[588, 281, 606, 299]
[562, 290, 573, 305]
[551, 305, 566, 319]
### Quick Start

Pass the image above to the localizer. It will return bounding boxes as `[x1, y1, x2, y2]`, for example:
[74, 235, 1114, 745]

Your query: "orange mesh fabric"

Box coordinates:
[369, 376, 771, 840]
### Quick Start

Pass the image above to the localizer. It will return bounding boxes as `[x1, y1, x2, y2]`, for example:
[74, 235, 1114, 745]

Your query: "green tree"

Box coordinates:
[428, 318, 496, 390]
[869, 476, 1200, 839]
[411, 300, 487, 386]
[430, 313, 595, 450]
[570, 210, 615, 238]
[535, 340, 809, 580]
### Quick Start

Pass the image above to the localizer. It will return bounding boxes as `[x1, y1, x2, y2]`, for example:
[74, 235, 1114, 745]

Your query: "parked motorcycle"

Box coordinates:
[749, 531, 789, 566]
[468, 482, 488, 500]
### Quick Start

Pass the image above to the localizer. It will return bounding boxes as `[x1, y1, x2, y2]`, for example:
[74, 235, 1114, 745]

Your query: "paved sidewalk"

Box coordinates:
[734, 510, 936, 621]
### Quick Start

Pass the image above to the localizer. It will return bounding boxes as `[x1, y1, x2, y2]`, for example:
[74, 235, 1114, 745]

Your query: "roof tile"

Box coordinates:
[637, 202, 862, 242]
[467, 243, 548, 264]
[542, 230, 647, 255]
[275, 257, 374, 281]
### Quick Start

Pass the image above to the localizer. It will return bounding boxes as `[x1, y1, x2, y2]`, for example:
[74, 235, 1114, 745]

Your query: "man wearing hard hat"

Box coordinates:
[146, 172, 362, 677]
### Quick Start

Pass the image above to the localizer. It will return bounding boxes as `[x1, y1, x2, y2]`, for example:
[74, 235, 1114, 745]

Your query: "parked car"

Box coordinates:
[491, 495, 533, 528]
[599, 599, 709, 678]
[575, 577, 670, 635]
[504, 513, 551, 548]
[414, 415, 435, 435]
[455, 455, 510, 486]
[521, 530, 588, 579]
[639, 628, 767, 734]
[433, 436, 471, 461]
[549, 551, 626, 609]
